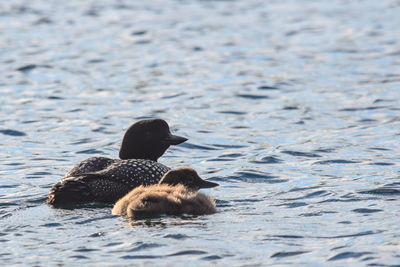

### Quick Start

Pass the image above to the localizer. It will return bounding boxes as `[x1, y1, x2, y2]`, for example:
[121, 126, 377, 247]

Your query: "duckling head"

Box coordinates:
[159, 167, 219, 191]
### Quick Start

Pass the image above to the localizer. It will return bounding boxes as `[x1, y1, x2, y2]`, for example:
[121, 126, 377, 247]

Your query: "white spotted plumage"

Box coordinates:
[54, 159, 171, 203]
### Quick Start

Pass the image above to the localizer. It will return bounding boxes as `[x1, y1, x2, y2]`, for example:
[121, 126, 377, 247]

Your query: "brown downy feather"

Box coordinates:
[112, 184, 216, 218]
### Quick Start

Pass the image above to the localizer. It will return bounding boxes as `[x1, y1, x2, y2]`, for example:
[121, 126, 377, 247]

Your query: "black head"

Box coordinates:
[119, 119, 188, 161]
[159, 167, 219, 191]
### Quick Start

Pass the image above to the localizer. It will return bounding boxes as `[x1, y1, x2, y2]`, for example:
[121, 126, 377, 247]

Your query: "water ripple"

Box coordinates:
[128, 242, 163, 252]
[168, 250, 207, 257]
[163, 234, 189, 240]
[227, 169, 287, 183]
[0, 129, 26, 136]
[314, 159, 359, 164]
[271, 251, 309, 258]
[359, 188, 400, 195]
[368, 162, 394, 166]
[328, 252, 372, 261]
[317, 230, 383, 239]
[352, 208, 383, 214]
[200, 255, 222, 261]
[235, 93, 269, 100]
[180, 142, 219, 151]
[249, 156, 283, 164]
[121, 255, 158, 259]
[257, 85, 279, 90]
[218, 110, 247, 115]
[281, 150, 321, 158]
[1, 0, 400, 265]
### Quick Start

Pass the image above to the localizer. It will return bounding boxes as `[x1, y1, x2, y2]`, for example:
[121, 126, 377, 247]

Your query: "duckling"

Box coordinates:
[112, 167, 219, 218]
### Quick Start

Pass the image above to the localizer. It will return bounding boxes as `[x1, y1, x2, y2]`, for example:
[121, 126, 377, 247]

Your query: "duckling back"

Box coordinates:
[112, 184, 216, 218]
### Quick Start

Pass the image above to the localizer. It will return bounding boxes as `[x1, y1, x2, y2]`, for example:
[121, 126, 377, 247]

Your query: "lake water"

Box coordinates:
[1, 0, 400, 265]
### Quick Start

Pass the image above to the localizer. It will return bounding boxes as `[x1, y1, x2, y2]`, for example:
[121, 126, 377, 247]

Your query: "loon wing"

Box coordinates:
[64, 157, 117, 178]
[46, 176, 93, 206]
[46, 174, 129, 206]
[48, 159, 171, 206]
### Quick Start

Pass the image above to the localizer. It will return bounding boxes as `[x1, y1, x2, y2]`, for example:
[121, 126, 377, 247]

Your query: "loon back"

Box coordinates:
[47, 159, 170, 206]
[64, 157, 118, 178]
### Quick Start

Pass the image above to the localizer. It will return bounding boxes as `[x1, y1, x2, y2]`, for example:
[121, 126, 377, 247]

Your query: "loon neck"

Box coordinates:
[119, 143, 168, 161]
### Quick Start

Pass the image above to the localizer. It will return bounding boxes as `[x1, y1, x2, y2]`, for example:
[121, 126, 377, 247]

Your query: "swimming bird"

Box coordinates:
[112, 167, 219, 218]
[46, 119, 187, 206]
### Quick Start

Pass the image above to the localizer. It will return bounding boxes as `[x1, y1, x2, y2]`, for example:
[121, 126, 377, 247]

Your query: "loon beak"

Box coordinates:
[199, 179, 219, 189]
[163, 133, 188, 145]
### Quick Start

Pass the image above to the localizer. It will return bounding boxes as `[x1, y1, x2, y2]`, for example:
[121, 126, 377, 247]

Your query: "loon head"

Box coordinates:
[119, 119, 188, 161]
[159, 167, 219, 191]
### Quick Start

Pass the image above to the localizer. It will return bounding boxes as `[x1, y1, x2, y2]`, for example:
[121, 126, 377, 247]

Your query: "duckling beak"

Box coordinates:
[199, 180, 219, 189]
[163, 134, 188, 145]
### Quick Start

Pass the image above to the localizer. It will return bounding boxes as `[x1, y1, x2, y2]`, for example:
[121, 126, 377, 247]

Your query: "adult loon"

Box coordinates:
[46, 119, 187, 206]
[112, 167, 218, 218]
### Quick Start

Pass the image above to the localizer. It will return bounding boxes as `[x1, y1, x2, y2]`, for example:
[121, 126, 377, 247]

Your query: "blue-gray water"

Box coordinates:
[1, 0, 400, 265]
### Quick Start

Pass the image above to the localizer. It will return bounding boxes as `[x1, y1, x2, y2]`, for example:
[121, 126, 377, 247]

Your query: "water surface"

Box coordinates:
[1, 0, 400, 265]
